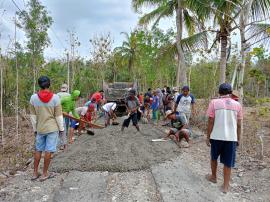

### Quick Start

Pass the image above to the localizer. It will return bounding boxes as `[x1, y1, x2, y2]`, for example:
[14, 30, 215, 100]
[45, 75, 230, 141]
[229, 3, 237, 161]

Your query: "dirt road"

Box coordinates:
[0, 120, 269, 202]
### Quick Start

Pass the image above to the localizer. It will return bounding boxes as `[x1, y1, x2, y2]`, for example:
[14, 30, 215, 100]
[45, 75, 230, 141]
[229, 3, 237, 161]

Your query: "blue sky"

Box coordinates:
[0, 0, 174, 60]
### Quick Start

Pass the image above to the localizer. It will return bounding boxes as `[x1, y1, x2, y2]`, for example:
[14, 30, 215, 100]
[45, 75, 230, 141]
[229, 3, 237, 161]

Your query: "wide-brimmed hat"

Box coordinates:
[61, 84, 68, 92]
[232, 90, 240, 98]
[165, 110, 174, 118]
[172, 87, 179, 92]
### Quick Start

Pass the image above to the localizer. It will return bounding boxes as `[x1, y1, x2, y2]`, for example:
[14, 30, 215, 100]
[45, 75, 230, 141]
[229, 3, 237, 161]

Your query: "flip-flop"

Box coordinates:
[205, 174, 217, 184]
[220, 185, 229, 194]
[39, 173, 57, 182]
[31, 173, 41, 181]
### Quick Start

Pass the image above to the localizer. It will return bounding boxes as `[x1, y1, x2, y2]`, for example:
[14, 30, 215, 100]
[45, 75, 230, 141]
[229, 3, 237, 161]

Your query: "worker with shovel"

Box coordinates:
[121, 89, 140, 132]
[101, 102, 117, 127]
[60, 90, 81, 150]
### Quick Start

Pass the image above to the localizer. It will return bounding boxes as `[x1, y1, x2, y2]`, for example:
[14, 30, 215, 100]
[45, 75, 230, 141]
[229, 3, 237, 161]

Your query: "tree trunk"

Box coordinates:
[67, 53, 70, 93]
[32, 55, 36, 93]
[238, 0, 253, 103]
[0, 55, 4, 146]
[15, 15, 19, 139]
[219, 33, 228, 84]
[176, 0, 187, 87]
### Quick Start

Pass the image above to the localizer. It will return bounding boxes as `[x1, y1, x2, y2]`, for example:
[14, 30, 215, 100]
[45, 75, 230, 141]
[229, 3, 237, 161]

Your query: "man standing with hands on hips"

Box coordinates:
[206, 83, 243, 193]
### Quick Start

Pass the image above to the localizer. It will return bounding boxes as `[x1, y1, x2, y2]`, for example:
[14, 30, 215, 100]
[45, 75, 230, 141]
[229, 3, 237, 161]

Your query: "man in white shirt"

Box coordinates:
[57, 83, 70, 98]
[206, 83, 243, 193]
[102, 102, 117, 127]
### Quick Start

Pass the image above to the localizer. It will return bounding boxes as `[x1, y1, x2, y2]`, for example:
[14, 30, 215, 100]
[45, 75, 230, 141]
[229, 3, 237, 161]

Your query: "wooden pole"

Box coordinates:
[15, 14, 19, 139]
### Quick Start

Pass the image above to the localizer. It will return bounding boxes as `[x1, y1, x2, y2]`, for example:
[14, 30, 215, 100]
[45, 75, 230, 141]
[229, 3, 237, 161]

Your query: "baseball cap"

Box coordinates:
[219, 83, 232, 95]
[182, 86, 189, 91]
[38, 76, 50, 89]
[61, 84, 68, 92]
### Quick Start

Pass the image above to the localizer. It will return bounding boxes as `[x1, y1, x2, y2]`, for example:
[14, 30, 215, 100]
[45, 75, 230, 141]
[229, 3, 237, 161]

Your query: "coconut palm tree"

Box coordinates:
[132, 0, 209, 87]
[114, 32, 137, 73]
[196, 0, 270, 84]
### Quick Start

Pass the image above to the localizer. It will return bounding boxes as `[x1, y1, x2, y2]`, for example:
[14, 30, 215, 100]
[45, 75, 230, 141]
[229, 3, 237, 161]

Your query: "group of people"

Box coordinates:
[29, 75, 243, 194]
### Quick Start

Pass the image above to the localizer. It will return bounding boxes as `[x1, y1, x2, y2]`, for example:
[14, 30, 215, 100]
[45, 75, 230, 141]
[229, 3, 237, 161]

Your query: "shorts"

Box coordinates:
[170, 128, 189, 134]
[36, 131, 58, 152]
[70, 120, 79, 129]
[122, 113, 138, 128]
[210, 139, 237, 168]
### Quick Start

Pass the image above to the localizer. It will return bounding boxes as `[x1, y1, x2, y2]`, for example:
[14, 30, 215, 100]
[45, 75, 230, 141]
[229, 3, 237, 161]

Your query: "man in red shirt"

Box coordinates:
[91, 90, 105, 110]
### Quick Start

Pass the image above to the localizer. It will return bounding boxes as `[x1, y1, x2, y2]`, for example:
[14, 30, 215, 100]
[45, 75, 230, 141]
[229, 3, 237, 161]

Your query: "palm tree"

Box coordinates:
[132, 0, 209, 87]
[114, 32, 137, 73]
[238, 0, 270, 103]
[196, 0, 270, 84]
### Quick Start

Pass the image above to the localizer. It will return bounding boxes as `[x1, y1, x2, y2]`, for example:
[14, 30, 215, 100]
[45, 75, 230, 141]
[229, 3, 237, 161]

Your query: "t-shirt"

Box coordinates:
[126, 97, 140, 110]
[172, 113, 188, 129]
[102, 102, 117, 112]
[57, 92, 70, 99]
[174, 92, 179, 102]
[75, 107, 88, 116]
[176, 94, 195, 113]
[152, 95, 159, 110]
[207, 96, 243, 142]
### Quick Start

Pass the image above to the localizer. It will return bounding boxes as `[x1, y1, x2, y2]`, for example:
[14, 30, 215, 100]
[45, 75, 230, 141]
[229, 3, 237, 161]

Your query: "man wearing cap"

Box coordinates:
[60, 90, 81, 150]
[91, 90, 105, 111]
[30, 76, 64, 181]
[206, 83, 243, 193]
[174, 86, 196, 123]
[57, 83, 70, 99]
[121, 89, 140, 132]
[172, 87, 180, 102]
[164, 110, 190, 147]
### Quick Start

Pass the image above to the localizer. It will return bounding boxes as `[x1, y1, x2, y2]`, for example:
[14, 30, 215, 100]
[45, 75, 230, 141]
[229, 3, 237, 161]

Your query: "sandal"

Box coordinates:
[31, 173, 41, 181]
[39, 173, 57, 182]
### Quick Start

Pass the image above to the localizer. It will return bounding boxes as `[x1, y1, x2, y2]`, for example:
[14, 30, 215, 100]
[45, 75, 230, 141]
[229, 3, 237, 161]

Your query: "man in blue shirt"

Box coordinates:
[152, 90, 159, 124]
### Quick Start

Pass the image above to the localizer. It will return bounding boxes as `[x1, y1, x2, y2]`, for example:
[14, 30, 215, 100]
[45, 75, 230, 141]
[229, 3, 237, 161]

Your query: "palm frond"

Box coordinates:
[251, 0, 270, 21]
[246, 23, 270, 48]
[159, 42, 177, 58]
[185, 0, 211, 20]
[181, 31, 208, 51]
[120, 32, 130, 41]
[131, 0, 163, 12]
[183, 9, 196, 35]
[139, 1, 175, 26]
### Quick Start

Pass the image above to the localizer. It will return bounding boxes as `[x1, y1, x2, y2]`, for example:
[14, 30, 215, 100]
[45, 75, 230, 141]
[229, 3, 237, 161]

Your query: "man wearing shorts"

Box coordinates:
[206, 83, 243, 193]
[30, 76, 64, 181]
[121, 89, 140, 132]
